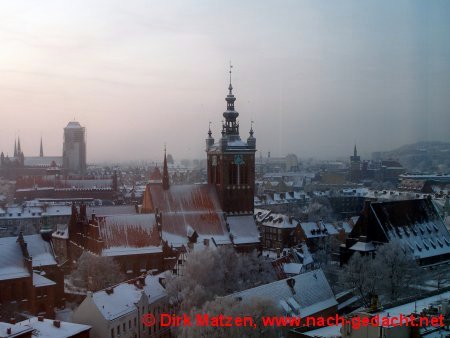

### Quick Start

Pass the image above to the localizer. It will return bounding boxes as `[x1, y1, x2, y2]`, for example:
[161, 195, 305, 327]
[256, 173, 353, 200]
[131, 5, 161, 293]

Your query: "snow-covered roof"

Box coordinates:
[283, 263, 303, 275]
[0, 237, 29, 281]
[17, 317, 90, 338]
[370, 199, 450, 260]
[254, 208, 272, 223]
[371, 291, 450, 328]
[145, 184, 231, 248]
[228, 269, 337, 317]
[52, 224, 69, 239]
[91, 283, 144, 320]
[23, 156, 63, 167]
[302, 324, 342, 337]
[349, 241, 376, 252]
[0, 322, 33, 337]
[65, 179, 112, 189]
[87, 205, 137, 217]
[227, 215, 260, 245]
[98, 214, 161, 257]
[0, 234, 56, 272]
[300, 222, 339, 238]
[260, 213, 298, 229]
[33, 272, 57, 287]
[91, 274, 167, 321]
[24, 234, 57, 267]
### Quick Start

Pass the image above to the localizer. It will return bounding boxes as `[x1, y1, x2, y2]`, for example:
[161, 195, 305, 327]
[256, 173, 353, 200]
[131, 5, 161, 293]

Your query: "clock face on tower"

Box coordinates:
[233, 154, 245, 165]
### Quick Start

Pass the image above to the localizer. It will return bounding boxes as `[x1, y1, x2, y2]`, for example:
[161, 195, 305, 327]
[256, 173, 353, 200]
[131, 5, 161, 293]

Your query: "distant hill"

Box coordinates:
[372, 141, 450, 173]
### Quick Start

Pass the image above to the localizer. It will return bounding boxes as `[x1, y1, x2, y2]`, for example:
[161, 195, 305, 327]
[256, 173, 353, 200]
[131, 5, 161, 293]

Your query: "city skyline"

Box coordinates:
[1, 1, 450, 162]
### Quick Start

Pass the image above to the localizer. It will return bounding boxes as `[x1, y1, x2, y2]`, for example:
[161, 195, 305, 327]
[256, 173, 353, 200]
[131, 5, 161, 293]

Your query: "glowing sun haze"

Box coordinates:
[0, 0, 449, 163]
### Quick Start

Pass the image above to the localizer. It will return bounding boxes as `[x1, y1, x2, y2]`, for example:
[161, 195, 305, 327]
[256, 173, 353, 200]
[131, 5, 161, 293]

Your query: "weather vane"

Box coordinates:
[229, 61, 233, 85]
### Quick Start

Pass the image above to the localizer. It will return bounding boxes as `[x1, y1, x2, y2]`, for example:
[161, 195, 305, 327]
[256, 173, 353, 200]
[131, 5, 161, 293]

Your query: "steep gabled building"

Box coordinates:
[341, 198, 450, 266]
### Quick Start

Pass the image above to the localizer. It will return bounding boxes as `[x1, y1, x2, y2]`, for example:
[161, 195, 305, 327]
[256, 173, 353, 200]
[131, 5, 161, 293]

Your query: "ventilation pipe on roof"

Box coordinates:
[53, 320, 61, 328]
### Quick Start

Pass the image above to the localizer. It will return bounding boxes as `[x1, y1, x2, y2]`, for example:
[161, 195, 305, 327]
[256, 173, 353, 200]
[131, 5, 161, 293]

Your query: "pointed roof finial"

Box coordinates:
[250, 120, 254, 137]
[208, 122, 212, 137]
[228, 61, 233, 94]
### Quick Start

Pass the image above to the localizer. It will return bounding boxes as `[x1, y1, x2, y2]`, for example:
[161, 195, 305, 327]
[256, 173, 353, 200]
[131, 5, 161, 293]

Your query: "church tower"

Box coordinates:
[206, 66, 256, 214]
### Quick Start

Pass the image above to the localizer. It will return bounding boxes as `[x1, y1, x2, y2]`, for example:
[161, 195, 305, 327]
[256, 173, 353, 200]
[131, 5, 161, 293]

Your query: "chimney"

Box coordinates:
[138, 275, 146, 286]
[53, 320, 61, 328]
[10, 318, 16, 324]
[38, 316, 44, 322]
[7, 328, 11, 334]
[203, 238, 209, 247]
[286, 278, 296, 294]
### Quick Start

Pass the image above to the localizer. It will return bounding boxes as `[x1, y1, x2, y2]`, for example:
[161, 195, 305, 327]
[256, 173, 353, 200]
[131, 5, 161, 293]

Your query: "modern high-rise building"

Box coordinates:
[62, 121, 86, 174]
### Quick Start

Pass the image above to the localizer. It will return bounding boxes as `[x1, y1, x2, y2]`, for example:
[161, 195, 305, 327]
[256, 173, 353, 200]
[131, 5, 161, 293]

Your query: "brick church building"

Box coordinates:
[142, 68, 260, 251]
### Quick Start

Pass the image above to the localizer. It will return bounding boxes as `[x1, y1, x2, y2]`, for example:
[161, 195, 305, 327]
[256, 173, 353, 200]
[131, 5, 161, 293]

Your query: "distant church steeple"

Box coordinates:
[162, 146, 170, 190]
[17, 137, 21, 154]
[40, 137, 44, 157]
[14, 139, 17, 157]
[354, 144, 358, 157]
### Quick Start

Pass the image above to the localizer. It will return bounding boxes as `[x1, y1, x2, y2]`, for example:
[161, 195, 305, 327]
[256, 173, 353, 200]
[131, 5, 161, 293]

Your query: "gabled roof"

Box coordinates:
[226, 215, 260, 245]
[352, 199, 450, 261]
[228, 269, 337, 317]
[0, 237, 30, 281]
[90, 274, 167, 321]
[144, 184, 231, 247]
[24, 234, 57, 267]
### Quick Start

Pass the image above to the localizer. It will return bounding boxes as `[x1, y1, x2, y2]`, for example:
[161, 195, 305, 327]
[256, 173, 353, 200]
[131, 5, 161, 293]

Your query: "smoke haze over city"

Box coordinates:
[1, 0, 449, 162]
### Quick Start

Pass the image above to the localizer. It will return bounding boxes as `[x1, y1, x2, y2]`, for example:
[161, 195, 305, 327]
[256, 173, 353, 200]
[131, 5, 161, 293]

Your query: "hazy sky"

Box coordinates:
[0, 0, 449, 163]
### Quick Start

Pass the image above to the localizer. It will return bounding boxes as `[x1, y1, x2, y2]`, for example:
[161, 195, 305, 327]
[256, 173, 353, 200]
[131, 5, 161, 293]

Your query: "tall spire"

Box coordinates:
[162, 145, 170, 190]
[14, 139, 17, 157]
[354, 144, 357, 157]
[17, 137, 21, 154]
[40, 136, 44, 157]
[222, 62, 239, 138]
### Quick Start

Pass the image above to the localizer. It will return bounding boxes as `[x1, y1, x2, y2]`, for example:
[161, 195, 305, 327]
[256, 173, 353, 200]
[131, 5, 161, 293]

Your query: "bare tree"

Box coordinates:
[70, 252, 125, 291]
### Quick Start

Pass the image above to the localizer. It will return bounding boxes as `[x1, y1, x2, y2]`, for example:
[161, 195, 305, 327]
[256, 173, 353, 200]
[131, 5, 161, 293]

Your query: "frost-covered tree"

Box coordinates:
[339, 252, 379, 307]
[178, 297, 279, 338]
[374, 240, 420, 301]
[307, 197, 334, 222]
[166, 246, 276, 311]
[70, 252, 125, 291]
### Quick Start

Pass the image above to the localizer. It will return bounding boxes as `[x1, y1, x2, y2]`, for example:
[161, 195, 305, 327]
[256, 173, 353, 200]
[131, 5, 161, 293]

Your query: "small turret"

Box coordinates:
[206, 122, 214, 150]
[162, 146, 170, 190]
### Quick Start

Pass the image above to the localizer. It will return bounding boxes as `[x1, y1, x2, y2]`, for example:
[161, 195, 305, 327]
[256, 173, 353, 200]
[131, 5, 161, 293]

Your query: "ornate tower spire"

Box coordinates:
[222, 62, 239, 139]
[17, 137, 22, 154]
[354, 144, 357, 157]
[14, 139, 17, 157]
[162, 145, 170, 190]
[40, 136, 44, 157]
